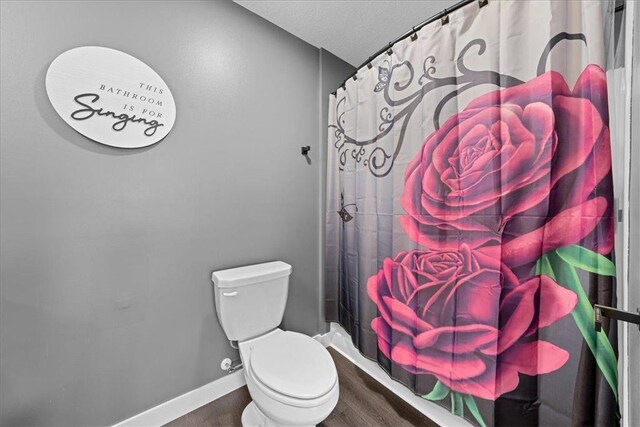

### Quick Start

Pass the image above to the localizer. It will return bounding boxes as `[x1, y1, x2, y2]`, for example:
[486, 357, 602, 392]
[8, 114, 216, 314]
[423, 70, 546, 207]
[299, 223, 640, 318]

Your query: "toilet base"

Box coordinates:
[241, 401, 315, 427]
[241, 402, 264, 427]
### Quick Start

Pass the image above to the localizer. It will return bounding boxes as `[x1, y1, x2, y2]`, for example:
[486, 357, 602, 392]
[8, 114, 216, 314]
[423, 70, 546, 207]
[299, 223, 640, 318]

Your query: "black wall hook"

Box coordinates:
[301, 146, 311, 156]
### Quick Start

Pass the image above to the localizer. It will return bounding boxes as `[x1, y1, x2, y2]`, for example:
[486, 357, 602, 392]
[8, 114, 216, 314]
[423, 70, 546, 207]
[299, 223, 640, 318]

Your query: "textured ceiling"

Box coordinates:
[234, 0, 459, 66]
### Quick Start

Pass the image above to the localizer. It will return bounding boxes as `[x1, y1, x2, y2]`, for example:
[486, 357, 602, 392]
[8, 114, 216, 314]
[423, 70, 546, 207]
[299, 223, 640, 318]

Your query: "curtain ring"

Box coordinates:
[410, 26, 418, 41]
[479, 0, 488, 7]
[386, 43, 393, 56]
[441, 12, 450, 25]
[352, 74, 357, 81]
[366, 62, 373, 69]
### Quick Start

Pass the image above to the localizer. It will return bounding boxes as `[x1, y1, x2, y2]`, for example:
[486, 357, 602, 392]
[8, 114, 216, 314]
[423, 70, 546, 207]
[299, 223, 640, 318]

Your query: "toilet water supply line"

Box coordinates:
[221, 340, 243, 373]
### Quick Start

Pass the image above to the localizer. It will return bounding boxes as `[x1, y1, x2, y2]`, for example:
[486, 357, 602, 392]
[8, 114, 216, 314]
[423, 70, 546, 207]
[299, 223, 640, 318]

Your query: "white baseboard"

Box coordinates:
[113, 327, 469, 427]
[112, 333, 327, 427]
[112, 369, 246, 427]
[326, 322, 472, 427]
[312, 331, 333, 347]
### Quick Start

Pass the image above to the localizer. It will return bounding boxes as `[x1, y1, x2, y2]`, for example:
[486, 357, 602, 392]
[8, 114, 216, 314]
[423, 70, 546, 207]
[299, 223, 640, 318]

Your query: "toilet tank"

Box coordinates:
[212, 261, 292, 342]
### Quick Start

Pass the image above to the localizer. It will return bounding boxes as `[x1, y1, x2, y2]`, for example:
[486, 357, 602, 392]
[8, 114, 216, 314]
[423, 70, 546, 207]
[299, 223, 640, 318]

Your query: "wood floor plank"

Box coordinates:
[166, 347, 439, 427]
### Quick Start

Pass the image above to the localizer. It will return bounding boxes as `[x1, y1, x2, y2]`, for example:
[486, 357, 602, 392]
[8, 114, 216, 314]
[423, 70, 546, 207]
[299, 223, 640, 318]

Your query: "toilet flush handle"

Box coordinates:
[222, 291, 238, 297]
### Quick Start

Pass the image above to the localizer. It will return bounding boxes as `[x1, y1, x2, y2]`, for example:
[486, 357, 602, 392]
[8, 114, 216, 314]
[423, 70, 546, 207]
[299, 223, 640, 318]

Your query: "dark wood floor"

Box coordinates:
[166, 347, 438, 427]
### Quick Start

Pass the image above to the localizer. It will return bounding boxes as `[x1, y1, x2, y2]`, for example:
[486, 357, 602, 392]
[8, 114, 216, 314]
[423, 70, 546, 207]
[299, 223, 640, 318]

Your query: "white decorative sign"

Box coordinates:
[45, 46, 176, 149]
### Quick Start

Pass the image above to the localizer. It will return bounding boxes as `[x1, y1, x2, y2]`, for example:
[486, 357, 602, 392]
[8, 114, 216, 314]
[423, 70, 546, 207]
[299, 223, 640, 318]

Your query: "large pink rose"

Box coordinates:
[401, 65, 613, 266]
[367, 244, 577, 400]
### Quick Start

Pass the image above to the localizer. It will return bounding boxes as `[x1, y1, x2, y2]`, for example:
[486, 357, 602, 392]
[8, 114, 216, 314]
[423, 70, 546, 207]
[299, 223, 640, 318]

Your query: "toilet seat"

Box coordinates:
[248, 331, 337, 404]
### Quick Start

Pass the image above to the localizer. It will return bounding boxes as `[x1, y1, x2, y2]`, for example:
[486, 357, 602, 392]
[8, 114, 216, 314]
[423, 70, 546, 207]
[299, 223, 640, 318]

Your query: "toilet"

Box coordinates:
[212, 261, 339, 427]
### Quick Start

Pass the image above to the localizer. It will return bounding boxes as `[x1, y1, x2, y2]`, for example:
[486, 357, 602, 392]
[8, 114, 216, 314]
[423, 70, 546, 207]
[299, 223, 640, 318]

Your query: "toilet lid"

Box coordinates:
[250, 332, 337, 399]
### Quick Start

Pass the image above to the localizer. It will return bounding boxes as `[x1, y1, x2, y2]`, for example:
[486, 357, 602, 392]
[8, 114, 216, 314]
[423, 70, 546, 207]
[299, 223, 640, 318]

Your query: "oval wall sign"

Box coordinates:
[46, 46, 176, 149]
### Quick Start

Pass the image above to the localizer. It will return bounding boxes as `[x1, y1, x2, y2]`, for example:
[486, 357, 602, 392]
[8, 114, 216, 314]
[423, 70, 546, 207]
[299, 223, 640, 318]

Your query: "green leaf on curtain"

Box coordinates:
[451, 392, 464, 417]
[555, 245, 616, 277]
[540, 253, 618, 400]
[424, 380, 449, 401]
[535, 257, 542, 275]
[463, 394, 487, 427]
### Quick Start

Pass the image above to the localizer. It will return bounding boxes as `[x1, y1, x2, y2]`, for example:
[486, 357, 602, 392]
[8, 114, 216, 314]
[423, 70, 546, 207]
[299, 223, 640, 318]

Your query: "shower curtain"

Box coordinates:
[325, 1, 619, 426]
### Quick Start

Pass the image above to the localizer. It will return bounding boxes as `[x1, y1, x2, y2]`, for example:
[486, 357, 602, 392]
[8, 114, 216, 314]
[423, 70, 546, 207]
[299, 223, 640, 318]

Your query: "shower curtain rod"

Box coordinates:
[333, 0, 479, 94]
[333, 0, 626, 95]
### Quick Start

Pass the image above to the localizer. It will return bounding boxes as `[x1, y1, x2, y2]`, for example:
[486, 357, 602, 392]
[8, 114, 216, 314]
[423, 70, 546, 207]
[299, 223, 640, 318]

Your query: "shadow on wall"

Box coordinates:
[195, 299, 236, 384]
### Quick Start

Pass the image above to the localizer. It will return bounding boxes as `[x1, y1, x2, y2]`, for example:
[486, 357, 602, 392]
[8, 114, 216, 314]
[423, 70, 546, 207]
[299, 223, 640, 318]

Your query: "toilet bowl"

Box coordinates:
[239, 329, 339, 427]
[211, 261, 339, 427]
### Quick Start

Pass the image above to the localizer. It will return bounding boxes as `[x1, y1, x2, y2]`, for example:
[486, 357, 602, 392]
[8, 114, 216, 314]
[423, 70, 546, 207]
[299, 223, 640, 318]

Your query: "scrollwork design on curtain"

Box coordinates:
[329, 38, 526, 177]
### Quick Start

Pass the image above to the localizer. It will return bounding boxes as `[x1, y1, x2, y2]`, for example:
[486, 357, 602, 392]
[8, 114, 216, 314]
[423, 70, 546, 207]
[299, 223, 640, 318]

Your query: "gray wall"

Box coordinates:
[0, 1, 351, 425]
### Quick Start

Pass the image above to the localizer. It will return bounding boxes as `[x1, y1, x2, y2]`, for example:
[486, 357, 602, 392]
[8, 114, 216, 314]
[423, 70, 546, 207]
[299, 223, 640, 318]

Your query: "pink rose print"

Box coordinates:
[367, 245, 577, 400]
[400, 65, 613, 267]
